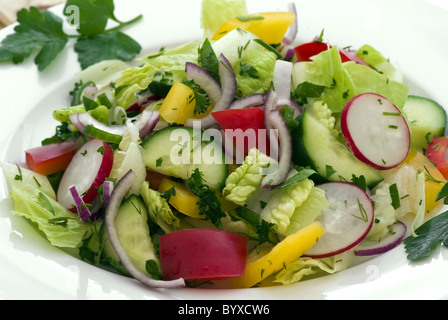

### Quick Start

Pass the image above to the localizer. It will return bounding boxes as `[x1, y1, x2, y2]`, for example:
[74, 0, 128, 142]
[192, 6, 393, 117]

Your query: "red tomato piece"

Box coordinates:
[294, 42, 368, 65]
[25, 141, 78, 176]
[212, 107, 270, 157]
[426, 136, 448, 179]
[159, 229, 248, 281]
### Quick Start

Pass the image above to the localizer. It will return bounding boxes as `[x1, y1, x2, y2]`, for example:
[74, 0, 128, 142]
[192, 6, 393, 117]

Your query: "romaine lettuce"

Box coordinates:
[1, 162, 90, 248]
[259, 178, 314, 235]
[201, 0, 248, 39]
[222, 148, 272, 206]
[140, 181, 180, 234]
[274, 251, 353, 285]
[114, 42, 200, 109]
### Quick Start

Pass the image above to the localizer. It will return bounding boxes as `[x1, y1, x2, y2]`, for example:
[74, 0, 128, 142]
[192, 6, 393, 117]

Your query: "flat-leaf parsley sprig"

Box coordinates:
[0, 0, 143, 71]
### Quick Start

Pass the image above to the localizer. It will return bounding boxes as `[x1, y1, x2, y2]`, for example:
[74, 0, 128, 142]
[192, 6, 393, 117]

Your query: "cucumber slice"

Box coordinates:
[110, 195, 159, 277]
[402, 95, 447, 150]
[142, 126, 228, 191]
[292, 111, 383, 188]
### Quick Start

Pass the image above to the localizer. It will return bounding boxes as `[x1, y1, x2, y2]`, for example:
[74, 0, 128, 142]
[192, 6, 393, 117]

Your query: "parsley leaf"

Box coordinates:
[187, 169, 226, 229]
[74, 31, 141, 69]
[64, 0, 116, 36]
[199, 38, 220, 81]
[182, 79, 211, 116]
[0, 1, 143, 71]
[404, 210, 448, 261]
[0, 7, 68, 71]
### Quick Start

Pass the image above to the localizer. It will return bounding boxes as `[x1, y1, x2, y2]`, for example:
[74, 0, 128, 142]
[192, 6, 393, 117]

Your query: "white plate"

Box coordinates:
[1, 0, 448, 300]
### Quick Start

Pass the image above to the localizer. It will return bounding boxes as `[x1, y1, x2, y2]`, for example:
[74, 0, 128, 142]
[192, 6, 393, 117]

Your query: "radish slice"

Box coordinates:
[341, 93, 411, 170]
[354, 221, 407, 256]
[304, 181, 374, 258]
[105, 169, 185, 289]
[57, 139, 114, 209]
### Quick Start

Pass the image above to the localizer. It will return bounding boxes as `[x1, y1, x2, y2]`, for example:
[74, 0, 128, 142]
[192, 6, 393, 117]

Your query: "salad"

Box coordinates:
[1, 0, 448, 291]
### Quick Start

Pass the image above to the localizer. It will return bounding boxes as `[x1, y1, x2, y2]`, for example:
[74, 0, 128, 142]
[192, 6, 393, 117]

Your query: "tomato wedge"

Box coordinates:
[426, 136, 448, 179]
[159, 229, 248, 281]
[212, 107, 269, 157]
[25, 141, 78, 176]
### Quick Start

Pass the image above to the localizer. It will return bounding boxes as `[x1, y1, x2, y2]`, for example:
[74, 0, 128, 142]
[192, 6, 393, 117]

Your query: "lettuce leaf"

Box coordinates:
[114, 42, 200, 109]
[368, 182, 397, 241]
[1, 162, 90, 248]
[212, 29, 277, 97]
[140, 181, 180, 234]
[292, 46, 409, 113]
[259, 178, 314, 235]
[53, 104, 109, 124]
[222, 148, 272, 206]
[274, 251, 353, 285]
[201, 0, 248, 38]
[343, 61, 409, 110]
[284, 186, 328, 236]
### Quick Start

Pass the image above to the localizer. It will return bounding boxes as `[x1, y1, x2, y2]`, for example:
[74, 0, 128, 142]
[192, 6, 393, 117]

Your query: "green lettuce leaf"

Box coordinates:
[1, 162, 90, 248]
[368, 182, 397, 241]
[284, 186, 328, 236]
[274, 251, 353, 285]
[260, 178, 314, 235]
[140, 181, 180, 234]
[292, 46, 409, 113]
[114, 42, 200, 109]
[212, 29, 277, 97]
[222, 148, 272, 206]
[53, 105, 109, 124]
[201, 0, 248, 38]
[343, 61, 409, 110]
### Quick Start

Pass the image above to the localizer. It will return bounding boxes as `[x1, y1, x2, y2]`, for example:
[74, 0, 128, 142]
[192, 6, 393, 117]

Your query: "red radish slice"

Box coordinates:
[57, 139, 113, 210]
[304, 181, 374, 258]
[341, 93, 410, 170]
[354, 221, 407, 256]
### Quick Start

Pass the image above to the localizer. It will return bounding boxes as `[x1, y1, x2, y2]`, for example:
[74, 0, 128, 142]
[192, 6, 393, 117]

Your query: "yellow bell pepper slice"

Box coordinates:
[159, 178, 203, 218]
[212, 12, 295, 44]
[404, 150, 446, 213]
[159, 81, 212, 125]
[231, 221, 324, 288]
[158, 178, 238, 219]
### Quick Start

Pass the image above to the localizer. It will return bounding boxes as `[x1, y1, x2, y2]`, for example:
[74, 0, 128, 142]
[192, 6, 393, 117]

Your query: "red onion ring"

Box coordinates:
[229, 94, 266, 110]
[185, 54, 237, 128]
[282, 3, 298, 46]
[185, 62, 222, 104]
[262, 109, 292, 189]
[354, 221, 407, 256]
[69, 185, 91, 221]
[69, 110, 160, 141]
[105, 169, 185, 288]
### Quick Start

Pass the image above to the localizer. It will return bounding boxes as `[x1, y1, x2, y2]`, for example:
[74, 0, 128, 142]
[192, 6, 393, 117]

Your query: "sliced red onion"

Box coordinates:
[133, 110, 160, 139]
[103, 180, 113, 207]
[262, 110, 292, 189]
[185, 54, 237, 128]
[128, 91, 159, 113]
[70, 111, 160, 141]
[354, 221, 407, 256]
[83, 84, 98, 101]
[229, 94, 265, 110]
[185, 62, 222, 104]
[281, 45, 296, 61]
[70, 113, 127, 138]
[282, 2, 298, 45]
[273, 60, 293, 107]
[69, 185, 91, 222]
[105, 170, 185, 288]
